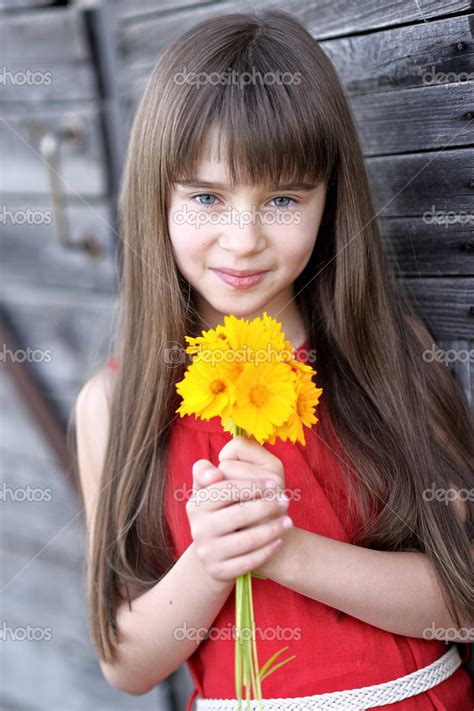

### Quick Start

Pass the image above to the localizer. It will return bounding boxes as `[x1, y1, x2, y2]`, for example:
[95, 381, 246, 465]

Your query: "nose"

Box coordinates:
[217, 208, 266, 255]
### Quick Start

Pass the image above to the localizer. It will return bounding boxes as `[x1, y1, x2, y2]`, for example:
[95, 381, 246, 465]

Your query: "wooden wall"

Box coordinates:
[0, 0, 472, 705]
[1, 0, 472, 419]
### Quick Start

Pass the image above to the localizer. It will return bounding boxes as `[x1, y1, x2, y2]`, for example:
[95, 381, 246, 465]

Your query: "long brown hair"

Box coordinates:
[71, 10, 473, 663]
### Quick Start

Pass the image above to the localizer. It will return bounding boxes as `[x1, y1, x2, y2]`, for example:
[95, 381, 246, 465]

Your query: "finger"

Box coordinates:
[217, 459, 280, 487]
[207, 514, 292, 562]
[189, 478, 279, 512]
[196, 466, 224, 489]
[192, 459, 223, 491]
[209, 538, 284, 581]
[210, 493, 290, 535]
[219, 435, 284, 477]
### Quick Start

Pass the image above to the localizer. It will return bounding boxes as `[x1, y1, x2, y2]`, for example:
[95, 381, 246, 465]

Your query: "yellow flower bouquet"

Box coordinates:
[175, 312, 323, 708]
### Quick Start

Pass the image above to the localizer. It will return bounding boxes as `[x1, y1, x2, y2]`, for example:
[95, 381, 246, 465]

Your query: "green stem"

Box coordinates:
[230, 420, 294, 709]
[232, 423, 264, 707]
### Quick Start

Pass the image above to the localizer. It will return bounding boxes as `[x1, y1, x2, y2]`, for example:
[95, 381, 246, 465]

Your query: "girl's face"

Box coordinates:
[167, 134, 327, 345]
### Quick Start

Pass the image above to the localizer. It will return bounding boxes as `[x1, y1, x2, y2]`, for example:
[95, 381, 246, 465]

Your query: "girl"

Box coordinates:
[74, 10, 474, 710]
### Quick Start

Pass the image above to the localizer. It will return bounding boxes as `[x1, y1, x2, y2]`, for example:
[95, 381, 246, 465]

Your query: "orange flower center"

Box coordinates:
[210, 379, 226, 394]
[296, 394, 304, 418]
[249, 384, 269, 407]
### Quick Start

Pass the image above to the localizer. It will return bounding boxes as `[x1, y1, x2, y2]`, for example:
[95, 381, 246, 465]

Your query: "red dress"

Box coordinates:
[106, 340, 473, 709]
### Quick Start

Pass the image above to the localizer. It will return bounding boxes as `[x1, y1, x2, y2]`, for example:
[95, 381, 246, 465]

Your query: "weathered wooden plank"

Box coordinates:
[0, 379, 173, 709]
[366, 149, 473, 218]
[381, 217, 474, 276]
[121, 14, 474, 101]
[0, 369, 67, 460]
[0, 281, 117, 387]
[118, 0, 472, 41]
[353, 83, 474, 155]
[323, 14, 474, 95]
[401, 277, 474, 339]
[1, 199, 117, 292]
[0, 367, 195, 710]
[0, 107, 107, 197]
[0, 378, 82, 458]
[437, 338, 473, 406]
[1, 542, 175, 710]
[119, 2, 230, 68]
[0, 61, 97, 103]
[0, 0, 471, 99]
[118, 0, 219, 18]
[0, 450, 84, 563]
[0, 6, 89, 63]
[0, 0, 53, 8]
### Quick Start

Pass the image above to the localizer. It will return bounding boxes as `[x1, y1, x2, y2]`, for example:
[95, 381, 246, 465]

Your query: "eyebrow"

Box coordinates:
[175, 178, 319, 192]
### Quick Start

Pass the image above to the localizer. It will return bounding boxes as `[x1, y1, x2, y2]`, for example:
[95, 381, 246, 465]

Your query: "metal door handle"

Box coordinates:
[39, 120, 102, 258]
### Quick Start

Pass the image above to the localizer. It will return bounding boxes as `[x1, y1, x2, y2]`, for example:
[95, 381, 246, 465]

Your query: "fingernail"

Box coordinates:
[278, 493, 289, 506]
[202, 469, 215, 481]
[282, 516, 293, 529]
[265, 479, 277, 489]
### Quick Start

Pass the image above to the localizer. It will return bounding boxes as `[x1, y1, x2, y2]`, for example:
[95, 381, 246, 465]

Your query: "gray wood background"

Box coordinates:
[1, 0, 472, 709]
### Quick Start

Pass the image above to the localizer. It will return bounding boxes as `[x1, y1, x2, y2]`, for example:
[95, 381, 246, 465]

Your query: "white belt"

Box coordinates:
[195, 644, 462, 710]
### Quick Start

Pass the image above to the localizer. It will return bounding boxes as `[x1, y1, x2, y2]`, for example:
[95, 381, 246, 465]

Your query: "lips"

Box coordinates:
[212, 268, 269, 276]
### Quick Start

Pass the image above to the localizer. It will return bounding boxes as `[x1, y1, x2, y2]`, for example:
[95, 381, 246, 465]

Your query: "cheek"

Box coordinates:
[276, 227, 316, 267]
[168, 222, 211, 275]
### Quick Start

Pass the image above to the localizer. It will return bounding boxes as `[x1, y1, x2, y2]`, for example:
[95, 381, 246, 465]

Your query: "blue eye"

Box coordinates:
[193, 193, 219, 207]
[191, 193, 298, 208]
[270, 196, 297, 208]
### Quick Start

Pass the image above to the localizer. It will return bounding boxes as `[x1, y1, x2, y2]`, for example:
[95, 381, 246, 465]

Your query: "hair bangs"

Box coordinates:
[165, 49, 336, 191]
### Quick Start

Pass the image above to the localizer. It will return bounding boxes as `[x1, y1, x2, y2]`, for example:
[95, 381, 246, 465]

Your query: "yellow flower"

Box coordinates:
[174, 312, 324, 705]
[184, 326, 228, 356]
[261, 311, 294, 354]
[176, 359, 235, 420]
[225, 361, 297, 444]
[176, 311, 323, 444]
[271, 372, 323, 445]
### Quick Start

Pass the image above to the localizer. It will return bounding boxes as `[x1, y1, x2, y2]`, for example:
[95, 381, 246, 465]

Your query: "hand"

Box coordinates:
[187, 441, 292, 582]
[217, 434, 286, 491]
[217, 432, 291, 531]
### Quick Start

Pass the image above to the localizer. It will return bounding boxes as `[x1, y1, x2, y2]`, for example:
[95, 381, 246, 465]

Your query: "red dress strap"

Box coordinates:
[186, 687, 198, 711]
[106, 356, 119, 370]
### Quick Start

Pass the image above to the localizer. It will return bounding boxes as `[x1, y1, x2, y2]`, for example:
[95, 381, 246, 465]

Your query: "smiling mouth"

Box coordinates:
[211, 269, 270, 289]
[212, 268, 270, 276]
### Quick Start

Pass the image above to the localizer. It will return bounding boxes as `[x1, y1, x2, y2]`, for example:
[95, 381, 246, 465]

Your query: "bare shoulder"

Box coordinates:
[75, 366, 116, 451]
[74, 366, 117, 534]
[76, 364, 116, 412]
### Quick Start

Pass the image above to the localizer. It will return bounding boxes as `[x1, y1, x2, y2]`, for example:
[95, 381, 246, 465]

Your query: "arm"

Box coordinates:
[102, 541, 233, 694]
[256, 526, 474, 642]
[75, 369, 233, 696]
